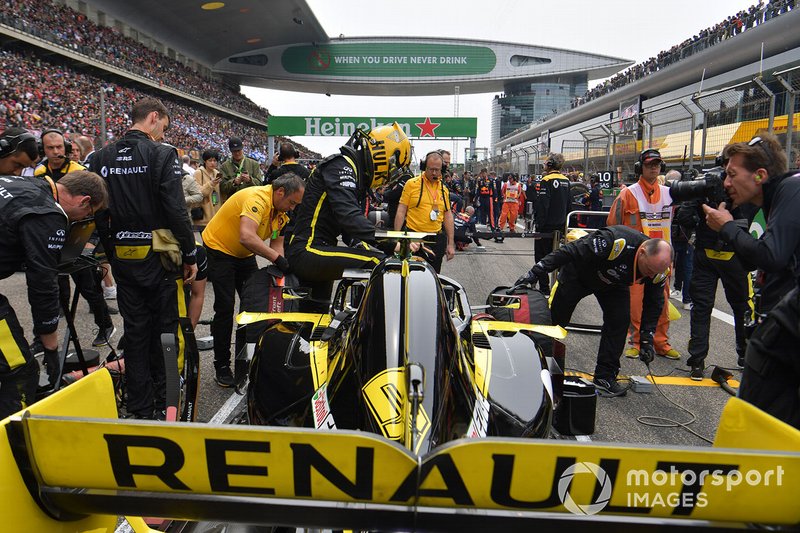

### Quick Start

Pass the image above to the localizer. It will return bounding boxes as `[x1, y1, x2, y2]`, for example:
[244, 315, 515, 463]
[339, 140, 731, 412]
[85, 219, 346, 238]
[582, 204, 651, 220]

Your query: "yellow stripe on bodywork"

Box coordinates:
[236, 312, 330, 326]
[0, 319, 26, 369]
[478, 320, 568, 339]
[310, 341, 329, 391]
[470, 322, 493, 396]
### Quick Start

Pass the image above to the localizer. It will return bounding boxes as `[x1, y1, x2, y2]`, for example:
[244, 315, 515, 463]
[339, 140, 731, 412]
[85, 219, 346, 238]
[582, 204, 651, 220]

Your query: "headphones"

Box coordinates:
[38, 128, 72, 158]
[634, 149, 666, 176]
[278, 142, 299, 162]
[0, 131, 36, 158]
[419, 150, 443, 171]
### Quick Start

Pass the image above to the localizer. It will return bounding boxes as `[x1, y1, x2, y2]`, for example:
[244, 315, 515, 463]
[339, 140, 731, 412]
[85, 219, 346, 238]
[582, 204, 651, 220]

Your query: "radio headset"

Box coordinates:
[0, 132, 36, 158]
[634, 149, 666, 176]
[38, 128, 73, 159]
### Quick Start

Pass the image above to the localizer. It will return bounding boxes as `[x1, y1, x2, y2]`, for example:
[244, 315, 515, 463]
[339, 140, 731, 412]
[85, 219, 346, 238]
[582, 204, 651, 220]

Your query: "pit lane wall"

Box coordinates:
[2, 370, 799, 532]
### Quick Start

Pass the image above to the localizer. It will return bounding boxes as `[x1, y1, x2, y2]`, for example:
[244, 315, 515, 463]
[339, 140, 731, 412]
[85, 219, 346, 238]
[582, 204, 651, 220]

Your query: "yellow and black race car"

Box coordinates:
[241, 231, 565, 453]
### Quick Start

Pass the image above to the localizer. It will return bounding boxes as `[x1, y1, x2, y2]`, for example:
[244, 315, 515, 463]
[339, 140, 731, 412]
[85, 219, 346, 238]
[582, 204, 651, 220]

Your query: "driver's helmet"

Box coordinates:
[365, 123, 411, 189]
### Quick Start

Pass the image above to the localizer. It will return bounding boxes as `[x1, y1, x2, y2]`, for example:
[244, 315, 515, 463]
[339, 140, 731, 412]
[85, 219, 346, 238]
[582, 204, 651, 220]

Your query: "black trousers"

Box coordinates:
[534, 232, 558, 292]
[550, 265, 630, 381]
[739, 303, 800, 429]
[687, 250, 751, 366]
[60, 266, 113, 329]
[117, 276, 185, 418]
[205, 246, 258, 370]
[287, 239, 384, 313]
[0, 294, 38, 419]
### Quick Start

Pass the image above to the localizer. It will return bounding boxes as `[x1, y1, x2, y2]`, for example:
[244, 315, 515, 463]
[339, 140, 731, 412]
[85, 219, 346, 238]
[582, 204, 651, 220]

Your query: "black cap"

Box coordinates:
[228, 137, 243, 151]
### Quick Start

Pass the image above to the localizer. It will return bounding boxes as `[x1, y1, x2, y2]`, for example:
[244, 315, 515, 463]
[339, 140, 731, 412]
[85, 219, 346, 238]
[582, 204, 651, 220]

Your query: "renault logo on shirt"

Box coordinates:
[108, 166, 149, 175]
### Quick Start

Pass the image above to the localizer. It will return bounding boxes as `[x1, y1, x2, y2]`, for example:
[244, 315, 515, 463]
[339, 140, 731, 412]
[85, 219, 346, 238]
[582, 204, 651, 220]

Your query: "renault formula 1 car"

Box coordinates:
[240, 232, 566, 453]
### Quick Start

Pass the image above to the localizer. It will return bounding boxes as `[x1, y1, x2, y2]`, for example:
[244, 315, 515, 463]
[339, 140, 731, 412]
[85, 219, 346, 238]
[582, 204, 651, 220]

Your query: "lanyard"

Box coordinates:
[423, 178, 440, 208]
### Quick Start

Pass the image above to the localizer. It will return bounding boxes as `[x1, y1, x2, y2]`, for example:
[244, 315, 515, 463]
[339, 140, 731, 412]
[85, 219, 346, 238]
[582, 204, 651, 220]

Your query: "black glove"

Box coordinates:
[274, 255, 291, 274]
[515, 264, 547, 288]
[639, 332, 655, 365]
[43, 347, 60, 387]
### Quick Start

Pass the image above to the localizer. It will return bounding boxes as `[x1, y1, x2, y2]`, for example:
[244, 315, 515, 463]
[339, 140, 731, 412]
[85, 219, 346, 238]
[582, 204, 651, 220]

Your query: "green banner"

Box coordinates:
[281, 43, 496, 77]
[268, 116, 477, 139]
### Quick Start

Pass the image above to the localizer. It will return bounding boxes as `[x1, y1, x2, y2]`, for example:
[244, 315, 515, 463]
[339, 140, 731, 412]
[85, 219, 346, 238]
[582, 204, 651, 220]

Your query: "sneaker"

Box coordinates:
[103, 285, 117, 300]
[475, 245, 486, 251]
[737, 355, 745, 368]
[92, 325, 117, 347]
[593, 377, 628, 397]
[670, 289, 682, 300]
[658, 348, 681, 360]
[690, 364, 704, 381]
[215, 366, 235, 388]
[624, 347, 639, 358]
[683, 302, 693, 310]
[30, 337, 45, 356]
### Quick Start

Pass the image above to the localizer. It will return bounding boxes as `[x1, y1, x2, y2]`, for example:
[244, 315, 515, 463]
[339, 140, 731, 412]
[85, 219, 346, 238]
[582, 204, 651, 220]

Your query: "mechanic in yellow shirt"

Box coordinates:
[394, 151, 455, 273]
[202, 173, 305, 387]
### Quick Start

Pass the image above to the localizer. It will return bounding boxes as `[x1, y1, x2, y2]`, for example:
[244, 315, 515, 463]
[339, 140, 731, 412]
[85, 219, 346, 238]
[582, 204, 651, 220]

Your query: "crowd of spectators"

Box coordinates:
[0, 0, 268, 121]
[571, 0, 795, 108]
[0, 48, 318, 164]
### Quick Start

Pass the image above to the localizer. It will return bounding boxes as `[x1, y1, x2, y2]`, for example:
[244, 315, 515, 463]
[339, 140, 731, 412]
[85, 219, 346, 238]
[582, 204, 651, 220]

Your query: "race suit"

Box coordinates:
[0, 176, 66, 418]
[286, 149, 384, 308]
[536, 225, 666, 381]
[91, 130, 196, 418]
[607, 177, 673, 353]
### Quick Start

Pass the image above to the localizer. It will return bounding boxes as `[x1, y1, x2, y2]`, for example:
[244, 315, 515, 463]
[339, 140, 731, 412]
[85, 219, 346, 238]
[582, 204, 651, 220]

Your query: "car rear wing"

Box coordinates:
[3, 370, 799, 532]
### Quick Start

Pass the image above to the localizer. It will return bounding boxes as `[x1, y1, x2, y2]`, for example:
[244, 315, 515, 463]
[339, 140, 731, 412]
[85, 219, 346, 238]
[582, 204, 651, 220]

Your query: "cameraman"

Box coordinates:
[703, 133, 798, 426]
[674, 166, 756, 379]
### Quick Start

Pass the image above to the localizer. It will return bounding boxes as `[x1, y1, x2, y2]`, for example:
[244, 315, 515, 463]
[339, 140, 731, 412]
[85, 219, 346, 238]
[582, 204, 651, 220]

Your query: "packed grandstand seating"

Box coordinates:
[0, 0, 269, 122]
[571, 0, 795, 108]
[0, 47, 318, 163]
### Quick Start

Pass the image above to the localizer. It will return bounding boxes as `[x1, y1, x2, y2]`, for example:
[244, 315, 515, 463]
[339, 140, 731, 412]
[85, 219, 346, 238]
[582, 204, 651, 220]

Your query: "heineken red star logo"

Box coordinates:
[415, 117, 440, 137]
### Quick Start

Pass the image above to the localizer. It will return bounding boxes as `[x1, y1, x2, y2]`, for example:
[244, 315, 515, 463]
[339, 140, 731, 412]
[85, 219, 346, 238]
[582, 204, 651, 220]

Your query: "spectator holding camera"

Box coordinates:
[703, 132, 798, 427]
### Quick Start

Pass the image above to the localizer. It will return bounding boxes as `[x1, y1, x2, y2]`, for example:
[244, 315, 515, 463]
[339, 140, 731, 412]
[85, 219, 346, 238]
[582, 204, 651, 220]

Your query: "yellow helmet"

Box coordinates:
[365, 122, 411, 189]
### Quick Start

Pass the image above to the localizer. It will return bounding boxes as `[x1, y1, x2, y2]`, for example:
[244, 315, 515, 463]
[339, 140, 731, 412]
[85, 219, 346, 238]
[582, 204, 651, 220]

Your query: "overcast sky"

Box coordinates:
[242, 0, 756, 161]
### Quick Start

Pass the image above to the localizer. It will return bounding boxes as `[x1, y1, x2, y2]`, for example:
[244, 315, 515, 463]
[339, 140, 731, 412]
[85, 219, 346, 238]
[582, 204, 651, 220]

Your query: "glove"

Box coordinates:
[274, 255, 291, 274]
[639, 332, 655, 365]
[43, 347, 60, 387]
[515, 264, 547, 288]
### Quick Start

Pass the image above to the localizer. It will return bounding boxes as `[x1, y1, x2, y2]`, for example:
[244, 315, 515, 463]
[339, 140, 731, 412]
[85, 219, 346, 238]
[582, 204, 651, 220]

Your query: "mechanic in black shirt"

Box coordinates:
[286, 123, 411, 310]
[90, 97, 197, 420]
[704, 133, 798, 427]
[533, 153, 571, 293]
[266, 142, 311, 184]
[0, 170, 108, 418]
[516, 225, 672, 396]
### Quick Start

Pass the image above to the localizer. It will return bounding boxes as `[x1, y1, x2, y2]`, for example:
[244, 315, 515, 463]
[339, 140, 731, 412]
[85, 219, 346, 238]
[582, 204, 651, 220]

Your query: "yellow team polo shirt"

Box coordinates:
[202, 185, 288, 258]
[399, 175, 450, 233]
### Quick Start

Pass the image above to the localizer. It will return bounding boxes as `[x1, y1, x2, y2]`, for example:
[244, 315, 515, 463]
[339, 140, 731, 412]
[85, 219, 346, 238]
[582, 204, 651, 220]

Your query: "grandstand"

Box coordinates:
[494, 3, 800, 182]
[0, 0, 321, 163]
